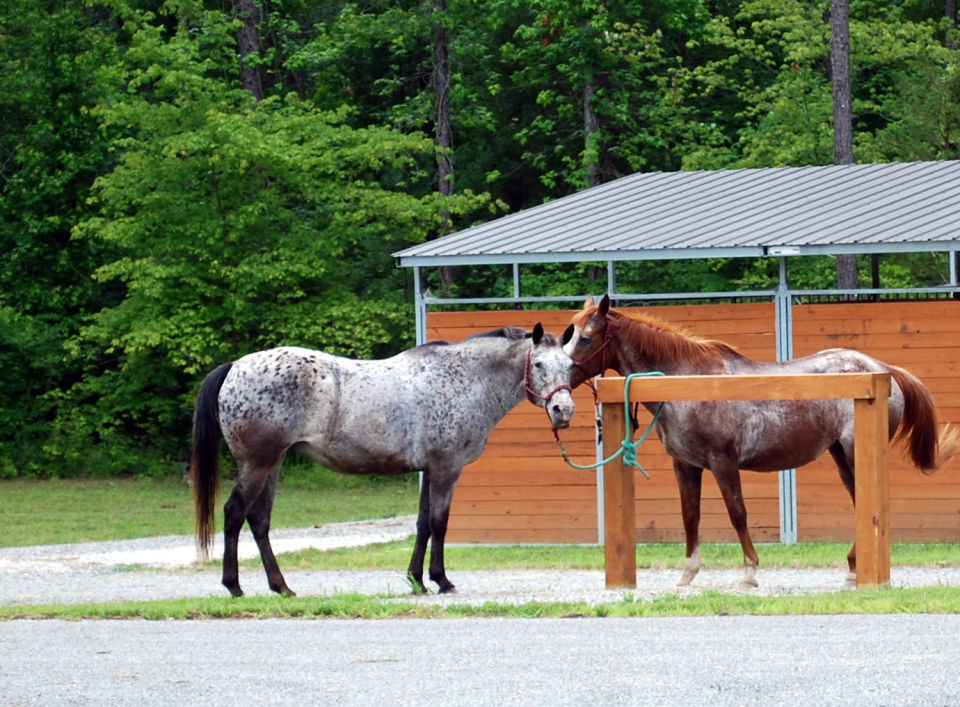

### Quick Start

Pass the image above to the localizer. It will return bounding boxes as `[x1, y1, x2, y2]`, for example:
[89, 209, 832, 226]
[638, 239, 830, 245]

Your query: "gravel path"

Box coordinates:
[2, 515, 959, 607]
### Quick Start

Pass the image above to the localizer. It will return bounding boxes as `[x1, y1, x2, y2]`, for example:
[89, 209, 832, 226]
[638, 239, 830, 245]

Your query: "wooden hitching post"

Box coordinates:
[853, 373, 891, 587]
[601, 400, 636, 588]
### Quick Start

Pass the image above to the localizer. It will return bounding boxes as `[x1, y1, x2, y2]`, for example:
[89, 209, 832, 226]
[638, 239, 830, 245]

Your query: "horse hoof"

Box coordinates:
[739, 567, 759, 588]
[406, 574, 428, 594]
[438, 584, 458, 595]
[676, 570, 697, 587]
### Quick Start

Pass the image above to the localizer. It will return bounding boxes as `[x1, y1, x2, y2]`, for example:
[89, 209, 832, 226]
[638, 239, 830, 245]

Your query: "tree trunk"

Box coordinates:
[829, 0, 858, 291]
[948, 0, 958, 49]
[236, 0, 264, 101]
[431, 0, 455, 291]
[584, 77, 601, 188]
[583, 73, 616, 187]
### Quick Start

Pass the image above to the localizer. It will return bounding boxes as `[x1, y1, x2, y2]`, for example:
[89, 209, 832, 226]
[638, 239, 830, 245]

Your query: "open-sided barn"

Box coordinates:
[393, 161, 960, 545]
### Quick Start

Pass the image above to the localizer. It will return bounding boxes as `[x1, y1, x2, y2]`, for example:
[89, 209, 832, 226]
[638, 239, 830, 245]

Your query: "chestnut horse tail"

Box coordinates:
[190, 362, 233, 562]
[889, 365, 960, 475]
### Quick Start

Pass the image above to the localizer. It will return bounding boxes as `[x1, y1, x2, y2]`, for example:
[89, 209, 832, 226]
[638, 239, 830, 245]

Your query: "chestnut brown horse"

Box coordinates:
[565, 295, 960, 588]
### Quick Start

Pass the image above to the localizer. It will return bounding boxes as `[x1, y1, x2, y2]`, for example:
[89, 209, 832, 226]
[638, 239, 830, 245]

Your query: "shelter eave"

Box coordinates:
[395, 245, 767, 268]
[395, 239, 960, 269]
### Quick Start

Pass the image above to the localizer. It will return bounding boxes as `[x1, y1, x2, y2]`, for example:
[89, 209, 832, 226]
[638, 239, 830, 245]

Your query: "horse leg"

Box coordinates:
[711, 460, 760, 588]
[221, 456, 283, 598]
[426, 467, 462, 594]
[406, 476, 431, 594]
[673, 461, 704, 587]
[246, 468, 295, 597]
[829, 441, 858, 588]
[221, 485, 247, 597]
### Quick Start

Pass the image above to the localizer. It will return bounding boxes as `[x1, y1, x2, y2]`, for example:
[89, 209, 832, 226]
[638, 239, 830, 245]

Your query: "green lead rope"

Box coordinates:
[556, 371, 665, 479]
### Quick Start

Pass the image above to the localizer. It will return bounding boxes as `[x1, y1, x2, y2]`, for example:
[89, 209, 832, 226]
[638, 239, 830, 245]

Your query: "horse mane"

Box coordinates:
[608, 309, 745, 367]
[466, 326, 559, 345]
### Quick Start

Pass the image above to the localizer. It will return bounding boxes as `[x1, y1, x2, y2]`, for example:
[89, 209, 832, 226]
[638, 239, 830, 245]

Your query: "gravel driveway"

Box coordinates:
[2, 515, 960, 607]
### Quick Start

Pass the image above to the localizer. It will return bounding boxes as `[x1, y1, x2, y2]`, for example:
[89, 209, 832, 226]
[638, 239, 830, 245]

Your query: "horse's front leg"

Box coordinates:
[406, 476, 431, 594]
[673, 461, 704, 586]
[425, 466, 462, 594]
[711, 459, 760, 588]
[846, 544, 857, 588]
[828, 441, 858, 588]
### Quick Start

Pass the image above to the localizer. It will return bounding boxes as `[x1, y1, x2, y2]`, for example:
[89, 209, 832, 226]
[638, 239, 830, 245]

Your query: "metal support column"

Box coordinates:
[775, 258, 798, 544]
[413, 266, 427, 345]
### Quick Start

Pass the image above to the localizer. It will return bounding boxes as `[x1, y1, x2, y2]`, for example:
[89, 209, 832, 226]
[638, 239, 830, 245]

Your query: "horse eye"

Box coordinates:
[577, 335, 593, 347]
[534, 361, 544, 370]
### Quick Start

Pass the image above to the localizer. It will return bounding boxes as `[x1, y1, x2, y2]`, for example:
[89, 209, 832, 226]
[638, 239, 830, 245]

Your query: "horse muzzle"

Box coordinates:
[546, 392, 575, 430]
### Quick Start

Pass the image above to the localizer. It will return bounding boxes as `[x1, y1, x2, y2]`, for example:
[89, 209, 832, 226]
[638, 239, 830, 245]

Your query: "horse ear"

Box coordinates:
[598, 294, 610, 316]
[532, 322, 544, 345]
[562, 324, 574, 346]
[583, 295, 596, 310]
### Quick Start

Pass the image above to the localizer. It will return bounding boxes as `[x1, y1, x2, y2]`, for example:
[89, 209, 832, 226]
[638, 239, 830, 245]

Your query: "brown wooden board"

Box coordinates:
[430, 300, 960, 545]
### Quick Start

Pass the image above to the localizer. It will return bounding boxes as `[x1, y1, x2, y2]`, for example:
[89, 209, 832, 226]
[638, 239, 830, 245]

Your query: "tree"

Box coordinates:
[431, 0, 455, 291]
[60, 3, 482, 470]
[0, 0, 120, 475]
[236, 0, 266, 100]
[830, 0, 858, 290]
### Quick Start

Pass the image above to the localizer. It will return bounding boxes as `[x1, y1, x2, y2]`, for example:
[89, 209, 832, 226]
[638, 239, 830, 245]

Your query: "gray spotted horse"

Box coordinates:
[190, 324, 575, 596]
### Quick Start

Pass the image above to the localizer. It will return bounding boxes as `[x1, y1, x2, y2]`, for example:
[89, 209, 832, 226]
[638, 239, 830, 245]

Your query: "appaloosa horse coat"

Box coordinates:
[191, 324, 575, 596]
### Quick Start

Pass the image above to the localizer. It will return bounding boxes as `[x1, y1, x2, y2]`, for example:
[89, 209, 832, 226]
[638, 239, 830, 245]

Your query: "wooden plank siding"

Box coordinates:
[428, 300, 960, 545]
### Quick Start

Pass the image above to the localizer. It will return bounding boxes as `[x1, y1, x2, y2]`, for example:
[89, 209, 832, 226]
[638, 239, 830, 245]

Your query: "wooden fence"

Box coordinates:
[427, 300, 960, 544]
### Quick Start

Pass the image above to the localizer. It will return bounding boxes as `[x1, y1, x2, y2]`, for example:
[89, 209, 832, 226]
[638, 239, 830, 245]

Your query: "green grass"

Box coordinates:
[3, 586, 960, 621]
[252, 538, 960, 572]
[0, 467, 418, 547]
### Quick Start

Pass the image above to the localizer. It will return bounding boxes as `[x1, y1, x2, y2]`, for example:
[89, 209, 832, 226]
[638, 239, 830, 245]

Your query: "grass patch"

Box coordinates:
[0, 468, 418, 548]
[3, 586, 959, 621]
[247, 538, 960, 572]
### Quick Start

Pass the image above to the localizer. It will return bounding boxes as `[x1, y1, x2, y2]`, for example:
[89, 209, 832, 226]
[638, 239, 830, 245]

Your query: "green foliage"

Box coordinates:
[675, 0, 960, 169]
[1, 0, 958, 475]
[0, 0, 122, 475]
[52, 4, 483, 470]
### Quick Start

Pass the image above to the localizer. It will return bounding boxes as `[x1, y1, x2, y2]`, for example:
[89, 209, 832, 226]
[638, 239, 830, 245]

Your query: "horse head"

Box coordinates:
[525, 322, 576, 430]
[564, 294, 614, 384]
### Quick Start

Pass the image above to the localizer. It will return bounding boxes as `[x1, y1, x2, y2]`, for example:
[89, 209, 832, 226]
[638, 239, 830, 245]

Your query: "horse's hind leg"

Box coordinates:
[829, 441, 858, 588]
[673, 461, 704, 587]
[246, 468, 295, 597]
[221, 485, 248, 597]
[220, 456, 285, 598]
[711, 460, 760, 588]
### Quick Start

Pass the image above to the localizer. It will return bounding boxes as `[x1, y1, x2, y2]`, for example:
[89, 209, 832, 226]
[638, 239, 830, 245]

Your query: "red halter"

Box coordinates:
[524, 349, 572, 406]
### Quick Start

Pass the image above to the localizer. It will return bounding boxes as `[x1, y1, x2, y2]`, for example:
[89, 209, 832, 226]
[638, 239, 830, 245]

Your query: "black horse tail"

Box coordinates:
[190, 362, 233, 562]
[889, 365, 960, 474]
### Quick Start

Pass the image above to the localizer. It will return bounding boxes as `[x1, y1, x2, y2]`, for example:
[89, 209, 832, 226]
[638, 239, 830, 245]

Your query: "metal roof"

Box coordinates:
[394, 161, 960, 268]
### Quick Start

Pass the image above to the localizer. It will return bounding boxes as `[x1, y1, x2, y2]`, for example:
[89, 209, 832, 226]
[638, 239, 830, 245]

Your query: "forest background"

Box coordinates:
[2, 0, 959, 477]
